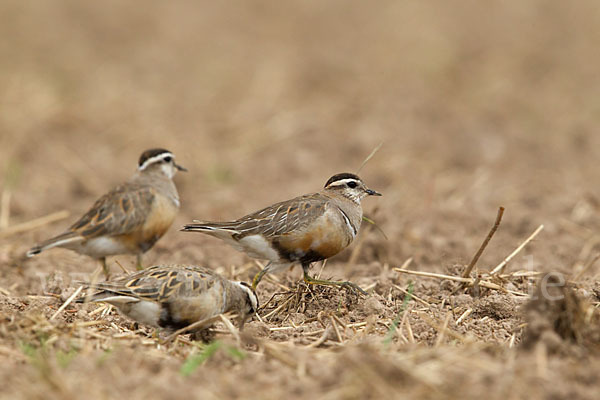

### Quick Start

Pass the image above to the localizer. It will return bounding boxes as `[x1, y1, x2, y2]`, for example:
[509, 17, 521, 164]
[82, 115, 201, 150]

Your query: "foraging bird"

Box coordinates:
[79, 264, 258, 332]
[27, 148, 186, 277]
[182, 173, 381, 293]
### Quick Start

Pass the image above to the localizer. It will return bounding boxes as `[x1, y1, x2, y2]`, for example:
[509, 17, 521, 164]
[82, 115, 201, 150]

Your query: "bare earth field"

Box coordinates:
[1, 1, 600, 399]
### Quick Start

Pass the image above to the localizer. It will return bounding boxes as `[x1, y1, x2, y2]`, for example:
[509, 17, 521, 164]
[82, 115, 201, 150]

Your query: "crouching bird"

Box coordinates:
[182, 173, 381, 294]
[78, 264, 258, 336]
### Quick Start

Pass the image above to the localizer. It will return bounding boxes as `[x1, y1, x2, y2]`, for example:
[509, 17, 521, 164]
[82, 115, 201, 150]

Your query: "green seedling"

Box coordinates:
[180, 340, 222, 376]
[180, 340, 248, 376]
[362, 216, 388, 240]
[383, 281, 413, 345]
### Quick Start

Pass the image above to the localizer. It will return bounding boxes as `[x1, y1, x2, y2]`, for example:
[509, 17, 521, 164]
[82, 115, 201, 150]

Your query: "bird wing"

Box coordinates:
[185, 193, 331, 239]
[68, 183, 156, 239]
[85, 265, 218, 303]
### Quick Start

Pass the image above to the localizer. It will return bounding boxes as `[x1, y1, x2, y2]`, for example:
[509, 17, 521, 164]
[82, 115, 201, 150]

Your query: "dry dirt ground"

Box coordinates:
[2, 1, 600, 399]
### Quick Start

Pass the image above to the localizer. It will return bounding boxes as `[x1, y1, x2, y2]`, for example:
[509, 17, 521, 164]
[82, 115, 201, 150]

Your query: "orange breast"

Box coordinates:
[278, 215, 350, 259]
[119, 194, 178, 253]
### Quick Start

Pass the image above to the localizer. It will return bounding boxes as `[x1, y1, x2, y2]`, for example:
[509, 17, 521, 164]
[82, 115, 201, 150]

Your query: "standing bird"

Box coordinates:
[182, 173, 381, 293]
[78, 264, 258, 333]
[27, 148, 186, 277]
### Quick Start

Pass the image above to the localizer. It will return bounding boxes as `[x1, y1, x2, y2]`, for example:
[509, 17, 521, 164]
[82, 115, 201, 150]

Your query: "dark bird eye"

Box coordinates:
[163, 156, 172, 163]
[347, 181, 358, 189]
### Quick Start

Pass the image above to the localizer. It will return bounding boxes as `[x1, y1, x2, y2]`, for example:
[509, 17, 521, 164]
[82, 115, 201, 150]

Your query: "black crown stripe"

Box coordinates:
[324, 172, 361, 188]
[138, 148, 172, 166]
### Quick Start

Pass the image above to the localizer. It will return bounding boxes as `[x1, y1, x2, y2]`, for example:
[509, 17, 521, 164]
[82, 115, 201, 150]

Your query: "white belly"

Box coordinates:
[237, 234, 281, 261]
[70, 237, 132, 258]
[123, 301, 161, 327]
[93, 296, 161, 327]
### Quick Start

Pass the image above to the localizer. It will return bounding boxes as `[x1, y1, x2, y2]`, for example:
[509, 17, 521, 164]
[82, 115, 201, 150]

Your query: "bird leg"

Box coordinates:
[302, 264, 367, 296]
[136, 254, 144, 270]
[251, 262, 271, 290]
[100, 257, 110, 279]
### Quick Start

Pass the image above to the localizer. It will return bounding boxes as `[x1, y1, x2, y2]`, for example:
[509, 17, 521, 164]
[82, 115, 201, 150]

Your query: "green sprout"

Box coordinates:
[383, 281, 413, 345]
[180, 341, 222, 376]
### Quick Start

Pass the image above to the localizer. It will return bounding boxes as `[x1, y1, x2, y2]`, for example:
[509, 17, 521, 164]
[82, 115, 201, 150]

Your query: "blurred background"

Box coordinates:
[1, 0, 600, 279]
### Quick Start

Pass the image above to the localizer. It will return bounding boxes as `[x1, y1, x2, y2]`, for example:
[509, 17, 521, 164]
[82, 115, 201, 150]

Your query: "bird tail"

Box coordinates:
[26, 232, 82, 258]
[181, 222, 239, 236]
[74, 280, 136, 304]
[75, 291, 137, 305]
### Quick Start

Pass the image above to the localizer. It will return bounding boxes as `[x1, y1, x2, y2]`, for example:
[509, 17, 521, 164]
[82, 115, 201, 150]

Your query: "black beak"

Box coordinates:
[366, 188, 382, 196]
[238, 314, 249, 331]
[175, 163, 187, 172]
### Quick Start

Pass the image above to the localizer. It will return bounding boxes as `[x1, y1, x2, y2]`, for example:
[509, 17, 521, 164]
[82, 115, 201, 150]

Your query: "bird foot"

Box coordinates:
[303, 273, 368, 296]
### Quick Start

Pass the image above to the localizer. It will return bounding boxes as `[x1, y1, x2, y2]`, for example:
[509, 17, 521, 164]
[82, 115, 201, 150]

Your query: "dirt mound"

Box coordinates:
[522, 274, 600, 354]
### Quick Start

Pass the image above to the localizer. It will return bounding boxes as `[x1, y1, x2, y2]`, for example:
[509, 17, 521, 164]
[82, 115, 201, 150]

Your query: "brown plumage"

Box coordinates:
[79, 264, 258, 332]
[27, 149, 186, 277]
[183, 173, 381, 293]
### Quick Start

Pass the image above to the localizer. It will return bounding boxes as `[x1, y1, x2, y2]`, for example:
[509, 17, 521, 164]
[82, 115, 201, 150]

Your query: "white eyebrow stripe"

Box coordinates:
[326, 178, 361, 187]
[138, 152, 173, 171]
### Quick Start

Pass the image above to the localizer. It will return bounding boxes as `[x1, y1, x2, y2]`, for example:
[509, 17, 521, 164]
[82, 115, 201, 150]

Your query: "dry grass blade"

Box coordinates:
[114, 259, 129, 274]
[455, 309, 472, 325]
[100, 304, 113, 318]
[330, 316, 343, 343]
[269, 326, 296, 332]
[0, 210, 69, 238]
[258, 291, 284, 312]
[356, 141, 383, 173]
[395, 269, 473, 283]
[573, 253, 600, 281]
[316, 259, 328, 279]
[50, 286, 83, 321]
[417, 312, 467, 343]
[262, 342, 299, 369]
[262, 293, 296, 320]
[574, 235, 600, 267]
[490, 224, 544, 275]
[394, 268, 527, 296]
[462, 206, 504, 278]
[397, 304, 413, 343]
[73, 320, 106, 328]
[509, 333, 517, 348]
[88, 304, 108, 316]
[399, 257, 413, 269]
[435, 313, 452, 346]
[396, 306, 409, 343]
[392, 284, 430, 306]
[163, 313, 232, 344]
[307, 325, 333, 348]
[219, 314, 241, 345]
[361, 215, 388, 240]
[234, 261, 257, 279]
[332, 314, 347, 330]
[503, 270, 543, 278]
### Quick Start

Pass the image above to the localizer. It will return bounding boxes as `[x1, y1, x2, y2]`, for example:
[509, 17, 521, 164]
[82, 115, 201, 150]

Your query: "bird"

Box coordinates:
[78, 264, 258, 333]
[27, 148, 186, 278]
[182, 172, 381, 294]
